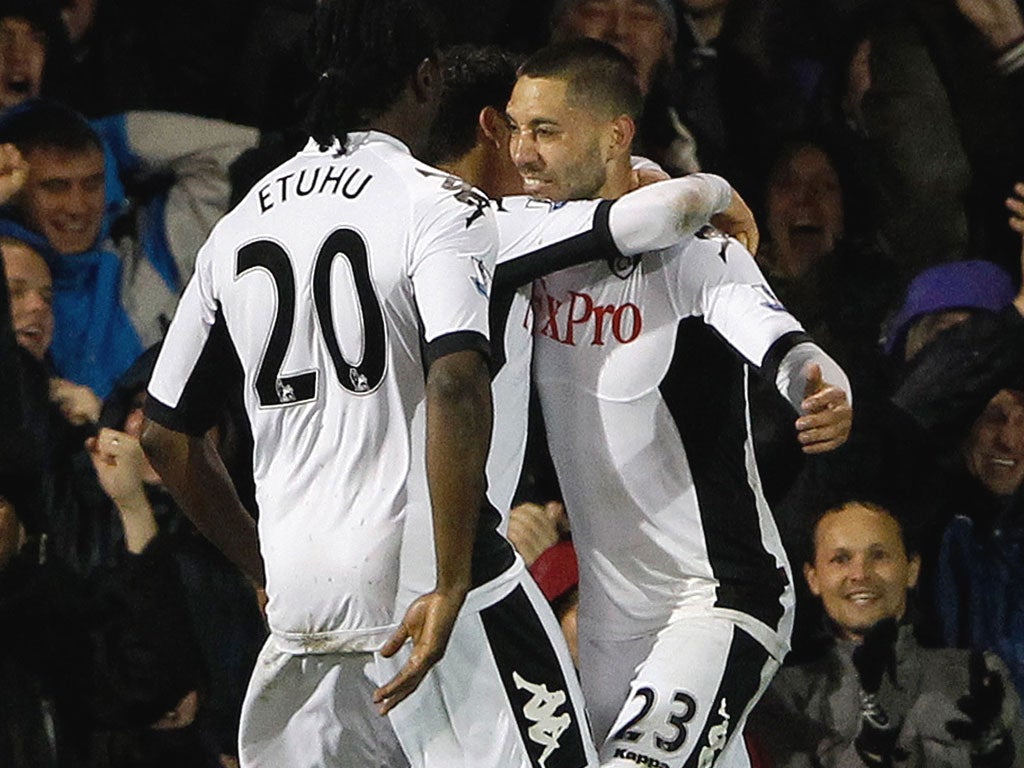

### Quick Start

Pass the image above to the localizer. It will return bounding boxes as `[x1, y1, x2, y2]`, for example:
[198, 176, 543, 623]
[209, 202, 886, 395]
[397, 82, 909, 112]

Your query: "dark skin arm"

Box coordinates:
[373, 347, 493, 714]
[140, 421, 265, 588]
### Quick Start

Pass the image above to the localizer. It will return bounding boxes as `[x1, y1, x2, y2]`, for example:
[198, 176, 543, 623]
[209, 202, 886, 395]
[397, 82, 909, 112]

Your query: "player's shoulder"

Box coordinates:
[656, 224, 755, 272]
[493, 195, 573, 215]
[491, 194, 604, 246]
[401, 161, 494, 234]
[679, 225, 744, 261]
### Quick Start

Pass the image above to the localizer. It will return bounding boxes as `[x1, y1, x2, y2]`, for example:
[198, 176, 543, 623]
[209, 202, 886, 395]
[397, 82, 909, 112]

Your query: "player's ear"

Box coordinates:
[606, 114, 636, 160]
[479, 106, 510, 148]
[412, 56, 442, 104]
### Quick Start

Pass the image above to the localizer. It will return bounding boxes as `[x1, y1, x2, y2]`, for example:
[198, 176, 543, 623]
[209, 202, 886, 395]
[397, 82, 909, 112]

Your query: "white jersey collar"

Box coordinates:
[302, 130, 412, 157]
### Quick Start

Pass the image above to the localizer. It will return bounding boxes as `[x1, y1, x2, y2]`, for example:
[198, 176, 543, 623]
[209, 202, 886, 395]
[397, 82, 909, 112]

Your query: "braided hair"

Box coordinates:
[305, 0, 444, 151]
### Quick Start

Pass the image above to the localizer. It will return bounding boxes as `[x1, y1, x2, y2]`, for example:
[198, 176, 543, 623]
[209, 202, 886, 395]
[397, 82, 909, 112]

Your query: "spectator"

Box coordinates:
[0, 436, 208, 766]
[57, 0, 262, 124]
[2, 233, 102, 423]
[670, 0, 796, 194]
[934, 384, 1024, 701]
[817, 0, 1024, 282]
[756, 132, 899, 392]
[750, 494, 1024, 768]
[548, 0, 702, 175]
[0, 0, 71, 113]
[96, 344, 264, 766]
[772, 219, 1024, 659]
[0, 99, 257, 397]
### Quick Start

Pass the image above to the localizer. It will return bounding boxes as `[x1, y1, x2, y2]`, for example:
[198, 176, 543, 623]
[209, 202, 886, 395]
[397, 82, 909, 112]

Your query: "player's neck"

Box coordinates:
[369, 94, 432, 158]
[597, 157, 636, 200]
[439, 148, 486, 195]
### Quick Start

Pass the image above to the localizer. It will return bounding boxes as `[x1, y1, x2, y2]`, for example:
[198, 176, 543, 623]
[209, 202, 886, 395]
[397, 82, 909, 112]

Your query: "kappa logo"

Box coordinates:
[512, 671, 572, 767]
[697, 698, 731, 768]
[470, 255, 492, 298]
[276, 380, 296, 403]
[612, 748, 669, 768]
[416, 168, 490, 227]
[348, 367, 369, 393]
[695, 224, 732, 262]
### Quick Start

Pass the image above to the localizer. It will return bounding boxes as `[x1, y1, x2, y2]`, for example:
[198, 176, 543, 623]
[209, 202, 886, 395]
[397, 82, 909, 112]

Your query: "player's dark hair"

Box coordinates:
[423, 44, 521, 166]
[517, 38, 643, 121]
[0, 99, 102, 156]
[304, 0, 444, 151]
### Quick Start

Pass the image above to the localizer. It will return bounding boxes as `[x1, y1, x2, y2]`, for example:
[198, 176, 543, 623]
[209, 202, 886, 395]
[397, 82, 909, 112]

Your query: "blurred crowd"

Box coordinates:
[2, 0, 1024, 766]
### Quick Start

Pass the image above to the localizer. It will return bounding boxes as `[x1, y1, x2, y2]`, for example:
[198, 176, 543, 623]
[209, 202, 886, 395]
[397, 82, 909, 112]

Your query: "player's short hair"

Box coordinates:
[517, 38, 643, 121]
[305, 0, 444, 151]
[423, 44, 521, 166]
[0, 99, 103, 156]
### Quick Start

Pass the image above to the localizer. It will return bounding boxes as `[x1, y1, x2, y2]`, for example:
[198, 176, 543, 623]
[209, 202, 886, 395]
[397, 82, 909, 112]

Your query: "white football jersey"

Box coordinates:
[146, 132, 496, 652]
[488, 196, 610, 516]
[396, 195, 608, 599]
[531, 231, 807, 656]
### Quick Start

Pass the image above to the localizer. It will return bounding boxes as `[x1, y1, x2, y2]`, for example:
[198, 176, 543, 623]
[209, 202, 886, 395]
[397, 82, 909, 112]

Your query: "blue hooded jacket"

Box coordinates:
[0, 105, 184, 398]
[0, 219, 143, 399]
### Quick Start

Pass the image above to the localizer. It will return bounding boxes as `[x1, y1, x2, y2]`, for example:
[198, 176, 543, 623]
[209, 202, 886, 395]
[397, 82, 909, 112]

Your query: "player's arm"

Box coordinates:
[374, 185, 497, 714]
[687, 238, 853, 453]
[140, 235, 265, 587]
[766, 338, 853, 454]
[609, 172, 758, 255]
[373, 346, 492, 714]
[495, 173, 748, 291]
[140, 422, 265, 587]
[424, 348, 492, 597]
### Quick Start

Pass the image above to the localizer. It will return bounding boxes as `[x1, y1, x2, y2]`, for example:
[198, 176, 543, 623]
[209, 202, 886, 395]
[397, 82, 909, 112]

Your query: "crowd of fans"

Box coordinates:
[1, 0, 1024, 766]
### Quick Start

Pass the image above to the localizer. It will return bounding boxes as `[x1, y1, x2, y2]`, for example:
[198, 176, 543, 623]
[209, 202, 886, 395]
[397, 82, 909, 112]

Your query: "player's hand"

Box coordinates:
[50, 377, 102, 427]
[1005, 182, 1024, 317]
[711, 189, 759, 255]
[630, 165, 671, 190]
[0, 143, 28, 205]
[795, 363, 852, 454]
[507, 500, 569, 566]
[373, 589, 465, 715]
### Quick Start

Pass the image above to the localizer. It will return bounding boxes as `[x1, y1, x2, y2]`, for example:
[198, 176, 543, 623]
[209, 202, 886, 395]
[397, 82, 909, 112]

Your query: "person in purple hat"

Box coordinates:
[841, 185, 1024, 703]
[881, 258, 1018, 364]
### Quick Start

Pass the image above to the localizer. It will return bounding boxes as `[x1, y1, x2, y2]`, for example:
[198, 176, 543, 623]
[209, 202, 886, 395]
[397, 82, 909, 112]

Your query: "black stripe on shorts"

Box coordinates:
[480, 584, 590, 768]
[681, 625, 771, 768]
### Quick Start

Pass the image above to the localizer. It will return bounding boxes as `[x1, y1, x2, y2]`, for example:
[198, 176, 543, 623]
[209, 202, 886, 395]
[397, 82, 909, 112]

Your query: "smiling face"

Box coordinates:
[19, 144, 105, 255]
[964, 389, 1024, 498]
[804, 502, 920, 643]
[506, 75, 611, 201]
[553, 0, 673, 95]
[2, 238, 53, 360]
[765, 144, 844, 278]
[0, 16, 46, 111]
